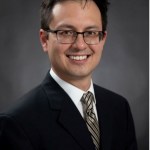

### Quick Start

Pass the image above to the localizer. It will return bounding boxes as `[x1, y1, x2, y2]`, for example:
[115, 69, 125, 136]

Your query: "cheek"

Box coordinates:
[91, 45, 104, 65]
[91, 44, 104, 56]
[47, 42, 70, 63]
[94, 51, 102, 66]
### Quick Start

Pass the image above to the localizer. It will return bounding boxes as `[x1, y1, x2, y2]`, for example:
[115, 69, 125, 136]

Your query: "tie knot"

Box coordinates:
[81, 91, 95, 105]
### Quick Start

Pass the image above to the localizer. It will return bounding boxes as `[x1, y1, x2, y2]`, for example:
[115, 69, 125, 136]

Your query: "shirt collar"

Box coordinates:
[50, 69, 96, 106]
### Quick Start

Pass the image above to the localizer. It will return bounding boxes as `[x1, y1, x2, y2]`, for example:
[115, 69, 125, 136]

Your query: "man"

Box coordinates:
[0, 0, 138, 150]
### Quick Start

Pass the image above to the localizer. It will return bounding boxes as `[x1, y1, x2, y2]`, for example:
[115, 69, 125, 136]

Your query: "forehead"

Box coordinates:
[50, 0, 102, 30]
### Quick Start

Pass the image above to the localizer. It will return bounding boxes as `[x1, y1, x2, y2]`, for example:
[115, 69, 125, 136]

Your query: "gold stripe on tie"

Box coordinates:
[81, 91, 100, 150]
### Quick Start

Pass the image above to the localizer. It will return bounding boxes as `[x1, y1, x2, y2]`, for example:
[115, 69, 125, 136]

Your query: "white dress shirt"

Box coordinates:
[50, 69, 98, 120]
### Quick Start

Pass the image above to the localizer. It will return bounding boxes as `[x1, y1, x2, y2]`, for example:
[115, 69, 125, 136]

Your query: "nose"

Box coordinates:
[72, 34, 87, 50]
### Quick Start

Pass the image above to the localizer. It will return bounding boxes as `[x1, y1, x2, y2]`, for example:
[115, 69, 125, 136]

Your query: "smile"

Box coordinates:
[68, 55, 88, 61]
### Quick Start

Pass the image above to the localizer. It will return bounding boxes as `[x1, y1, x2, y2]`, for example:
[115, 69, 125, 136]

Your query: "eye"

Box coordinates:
[58, 30, 75, 36]
[84, 31, 99, 37]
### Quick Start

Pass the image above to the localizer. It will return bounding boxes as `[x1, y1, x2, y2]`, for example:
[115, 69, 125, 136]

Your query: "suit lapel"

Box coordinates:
[41, 73, 95, 150]
[58, 95, 95, 150]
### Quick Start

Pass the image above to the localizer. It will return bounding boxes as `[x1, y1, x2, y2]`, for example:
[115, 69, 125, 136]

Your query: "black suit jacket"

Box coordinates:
[0, 73, 137, 150]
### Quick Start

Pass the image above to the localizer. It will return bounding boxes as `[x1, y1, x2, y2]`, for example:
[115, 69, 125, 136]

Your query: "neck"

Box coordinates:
[52, 69, 92, 91]
[65, 77, 92, 91]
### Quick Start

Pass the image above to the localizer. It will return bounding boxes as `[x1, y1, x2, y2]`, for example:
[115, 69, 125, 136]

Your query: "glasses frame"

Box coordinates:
[45, 29, 105, 45]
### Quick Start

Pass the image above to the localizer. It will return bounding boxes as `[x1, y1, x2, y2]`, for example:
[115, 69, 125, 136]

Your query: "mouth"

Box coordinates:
[67, 55, 91, 61]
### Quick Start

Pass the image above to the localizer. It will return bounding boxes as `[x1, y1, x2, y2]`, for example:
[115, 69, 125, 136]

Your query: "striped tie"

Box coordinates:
[81, 91, 100, 150]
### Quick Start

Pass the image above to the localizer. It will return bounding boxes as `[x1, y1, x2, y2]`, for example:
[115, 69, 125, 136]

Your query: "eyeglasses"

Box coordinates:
[45, 29, 105, 45]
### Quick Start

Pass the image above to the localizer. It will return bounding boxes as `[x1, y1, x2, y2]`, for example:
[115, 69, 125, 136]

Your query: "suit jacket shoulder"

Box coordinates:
[0, 73, 96, 150]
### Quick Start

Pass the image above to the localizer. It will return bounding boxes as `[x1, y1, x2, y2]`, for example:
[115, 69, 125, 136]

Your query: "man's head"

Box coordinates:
[40, 0, 108, 90]
[40, 0, 109, 31]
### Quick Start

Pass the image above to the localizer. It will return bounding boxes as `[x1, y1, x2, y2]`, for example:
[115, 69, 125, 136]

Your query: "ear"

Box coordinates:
[39, 29, 48, 52]
[101, 31, 107, 46]
[103, 31, 107, 42]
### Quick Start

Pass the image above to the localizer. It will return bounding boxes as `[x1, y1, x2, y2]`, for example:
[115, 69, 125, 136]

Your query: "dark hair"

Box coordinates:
[40, 0, 109, 31]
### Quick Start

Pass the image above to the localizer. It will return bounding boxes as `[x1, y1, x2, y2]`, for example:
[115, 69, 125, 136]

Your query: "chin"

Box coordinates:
[69, 71, 92, 79]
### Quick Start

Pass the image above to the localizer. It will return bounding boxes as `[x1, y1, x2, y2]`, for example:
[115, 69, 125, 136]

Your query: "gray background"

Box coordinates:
[0, 0, 148, 149]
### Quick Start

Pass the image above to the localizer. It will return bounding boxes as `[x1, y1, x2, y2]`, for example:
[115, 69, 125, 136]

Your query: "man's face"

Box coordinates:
[40, 0, 107, 87]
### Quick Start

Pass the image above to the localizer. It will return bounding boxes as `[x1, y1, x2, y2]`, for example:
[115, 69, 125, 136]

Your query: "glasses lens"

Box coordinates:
[84, 31, 103, 45]
[57, 30, 76, 44]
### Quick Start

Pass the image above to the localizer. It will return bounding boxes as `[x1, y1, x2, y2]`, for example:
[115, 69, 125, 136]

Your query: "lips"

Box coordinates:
[69, 55, 87, 60]
[66, 53, 92, 61]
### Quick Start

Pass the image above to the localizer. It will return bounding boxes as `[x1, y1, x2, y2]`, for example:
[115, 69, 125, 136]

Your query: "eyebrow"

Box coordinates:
[54, 24, 101, 31]
[85, 26, 101, 30]
[56, 24, 76, 30]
